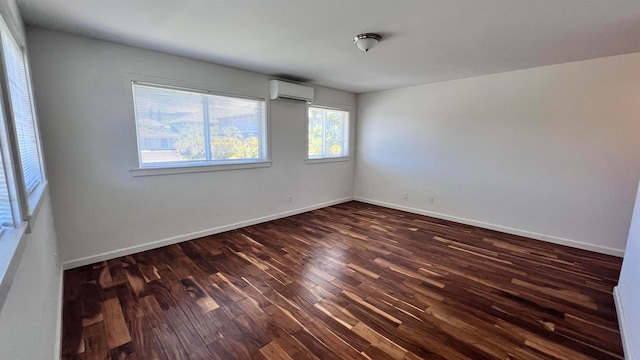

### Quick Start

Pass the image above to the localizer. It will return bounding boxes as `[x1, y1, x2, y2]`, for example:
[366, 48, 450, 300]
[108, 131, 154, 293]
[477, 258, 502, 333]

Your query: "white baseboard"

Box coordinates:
[62, 197, 353, 269]
[354, 197, 625, 257]
[63, 195, 624, 269]
[53, 266, 63, 360]
[614, 286, 633, 360]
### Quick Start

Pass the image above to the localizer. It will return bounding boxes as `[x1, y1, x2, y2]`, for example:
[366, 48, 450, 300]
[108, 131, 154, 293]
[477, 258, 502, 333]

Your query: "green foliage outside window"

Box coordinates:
[173, 125, 259, 160]
[308, 107, 348, 158]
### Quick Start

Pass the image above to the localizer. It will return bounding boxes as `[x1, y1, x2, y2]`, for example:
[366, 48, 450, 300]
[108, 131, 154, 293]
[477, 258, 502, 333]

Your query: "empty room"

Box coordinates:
[0, 0, 639, 359]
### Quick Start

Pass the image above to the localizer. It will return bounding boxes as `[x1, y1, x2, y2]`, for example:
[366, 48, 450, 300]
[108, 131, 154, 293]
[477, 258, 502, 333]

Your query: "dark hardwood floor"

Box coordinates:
[60, 201, 624, 360]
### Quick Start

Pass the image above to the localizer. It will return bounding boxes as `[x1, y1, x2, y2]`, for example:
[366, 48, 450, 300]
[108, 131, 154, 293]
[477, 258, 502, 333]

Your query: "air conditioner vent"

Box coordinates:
[269, 80, 314, 103]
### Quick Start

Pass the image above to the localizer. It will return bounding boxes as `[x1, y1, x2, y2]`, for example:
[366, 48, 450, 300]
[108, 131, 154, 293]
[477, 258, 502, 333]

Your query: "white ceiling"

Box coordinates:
[15, 0, 640, 93]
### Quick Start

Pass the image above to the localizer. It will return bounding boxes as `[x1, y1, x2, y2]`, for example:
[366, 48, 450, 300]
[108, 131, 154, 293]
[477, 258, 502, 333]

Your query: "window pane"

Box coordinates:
[308, 108, 323, 158]
[308, 107, 349, 159]
[133, 83, 266, 167]
[325, 109, 348, 157]
[133, 85, 204, 164]
[209, 95, 264, 160]
[2, 32, 43, 195]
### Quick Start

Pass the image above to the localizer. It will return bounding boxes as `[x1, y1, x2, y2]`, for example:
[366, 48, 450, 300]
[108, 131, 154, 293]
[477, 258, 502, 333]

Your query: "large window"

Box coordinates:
[2, 31, 43, 200]
[307, 106, 349, 159]
[132, 83, 267, 168]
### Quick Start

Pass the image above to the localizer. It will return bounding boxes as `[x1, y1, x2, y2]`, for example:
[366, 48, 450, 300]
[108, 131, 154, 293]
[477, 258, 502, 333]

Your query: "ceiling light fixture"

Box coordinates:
[353, 33, 382, 53]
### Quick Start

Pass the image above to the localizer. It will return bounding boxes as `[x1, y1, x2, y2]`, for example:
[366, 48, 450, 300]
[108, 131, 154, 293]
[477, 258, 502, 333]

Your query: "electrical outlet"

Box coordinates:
[402, 192, 408, 200]
[428, 197, 434, 204]
[288, 195, 293, 203]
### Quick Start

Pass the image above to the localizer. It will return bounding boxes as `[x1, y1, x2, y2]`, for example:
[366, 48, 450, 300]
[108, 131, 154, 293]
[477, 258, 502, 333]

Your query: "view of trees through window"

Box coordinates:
[308, 106, 349, 159]
[133, 83, 265, 166]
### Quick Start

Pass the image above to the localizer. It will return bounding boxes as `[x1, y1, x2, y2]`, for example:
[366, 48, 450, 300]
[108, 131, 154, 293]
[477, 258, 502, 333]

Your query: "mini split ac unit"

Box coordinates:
[269, 80, 314, 104]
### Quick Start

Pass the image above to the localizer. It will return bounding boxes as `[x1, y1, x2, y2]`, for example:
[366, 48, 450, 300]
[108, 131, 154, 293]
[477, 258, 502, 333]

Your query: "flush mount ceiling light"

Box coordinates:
[353, 33, 382, 53]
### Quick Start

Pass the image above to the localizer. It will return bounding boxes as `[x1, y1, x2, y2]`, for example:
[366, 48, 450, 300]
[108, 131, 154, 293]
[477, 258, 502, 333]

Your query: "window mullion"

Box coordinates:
[0, 36, 26, 224]
[202, 95, 211, 161]
[343, 113, 348, 155]
[321, 110, 327, 157]
[0, 107, 19, 227]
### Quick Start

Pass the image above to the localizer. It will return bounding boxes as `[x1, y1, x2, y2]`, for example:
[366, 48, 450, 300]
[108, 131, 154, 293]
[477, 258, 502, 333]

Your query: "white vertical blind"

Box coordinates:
[1, 30, 42, 195]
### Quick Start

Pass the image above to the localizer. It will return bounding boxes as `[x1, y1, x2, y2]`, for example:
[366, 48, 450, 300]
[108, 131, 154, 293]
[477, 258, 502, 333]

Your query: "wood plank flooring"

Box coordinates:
[60, 201, 624, 359]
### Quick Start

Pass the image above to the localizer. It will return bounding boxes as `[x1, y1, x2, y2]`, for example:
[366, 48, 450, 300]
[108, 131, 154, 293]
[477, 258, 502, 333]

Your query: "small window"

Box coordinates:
[307, 106, 349, 159]
[132, 82, 267, 168]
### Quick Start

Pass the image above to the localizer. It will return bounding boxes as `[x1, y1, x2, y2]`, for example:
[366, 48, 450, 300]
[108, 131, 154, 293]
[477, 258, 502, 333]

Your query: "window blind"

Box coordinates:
[1, 31, 42, 195]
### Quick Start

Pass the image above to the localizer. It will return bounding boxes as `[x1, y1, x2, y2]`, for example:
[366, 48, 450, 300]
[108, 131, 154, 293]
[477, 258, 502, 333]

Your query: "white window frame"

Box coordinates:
[1, 43, 46, 216]
[305, 105, 350, 164]
[0, 13, 48, 313]
[128, 77, 272, 177]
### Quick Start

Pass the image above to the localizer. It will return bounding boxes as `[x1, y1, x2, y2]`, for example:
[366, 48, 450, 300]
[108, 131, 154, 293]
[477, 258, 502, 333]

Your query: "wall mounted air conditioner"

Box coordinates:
[269, 80, 314, 104]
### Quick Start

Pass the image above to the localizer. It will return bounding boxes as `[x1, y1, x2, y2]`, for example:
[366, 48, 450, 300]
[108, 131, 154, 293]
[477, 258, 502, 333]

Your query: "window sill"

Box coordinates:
[130, 161, 273, 177]
[304, 157, 351, 164]
[0, 224, 28, 313]
[26, 181, 48, 226]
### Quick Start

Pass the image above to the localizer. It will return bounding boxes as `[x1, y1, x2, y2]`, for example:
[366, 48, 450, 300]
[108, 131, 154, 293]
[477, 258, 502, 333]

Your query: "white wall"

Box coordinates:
[25, 27, 356, 267]
[0, 193, 62, 359]
[615, 181, 640, 359]
[355, 53, 640, 256]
